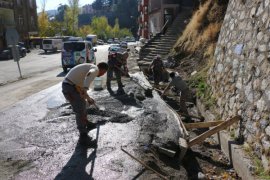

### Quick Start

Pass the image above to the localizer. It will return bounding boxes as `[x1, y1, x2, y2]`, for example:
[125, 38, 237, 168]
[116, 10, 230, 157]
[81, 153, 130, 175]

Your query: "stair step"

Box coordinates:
[138, 9, 193, 69]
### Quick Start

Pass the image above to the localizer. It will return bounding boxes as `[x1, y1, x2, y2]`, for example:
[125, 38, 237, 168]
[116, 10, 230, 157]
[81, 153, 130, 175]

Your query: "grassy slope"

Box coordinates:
[171, 0, 229, 109]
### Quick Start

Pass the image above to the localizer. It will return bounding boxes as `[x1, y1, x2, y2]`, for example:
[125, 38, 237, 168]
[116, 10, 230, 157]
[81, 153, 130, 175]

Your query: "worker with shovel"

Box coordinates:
[62, 62, 108, 146]
[106, 48, 130, 95]
[161, 72, 190, 119]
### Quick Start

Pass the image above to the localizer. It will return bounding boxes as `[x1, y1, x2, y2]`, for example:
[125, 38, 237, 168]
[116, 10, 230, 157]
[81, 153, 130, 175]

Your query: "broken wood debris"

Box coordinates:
[121, 147, 169, 180]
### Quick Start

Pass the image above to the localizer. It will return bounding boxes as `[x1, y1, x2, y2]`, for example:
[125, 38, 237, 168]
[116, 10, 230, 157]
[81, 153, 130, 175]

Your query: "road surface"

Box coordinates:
[0, 45, 186, 180]
[0, 45, 109, 111]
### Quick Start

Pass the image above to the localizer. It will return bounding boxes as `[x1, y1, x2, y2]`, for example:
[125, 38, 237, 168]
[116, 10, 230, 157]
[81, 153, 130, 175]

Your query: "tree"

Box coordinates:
[65, 0, 80, 35]
[55, 4, 68, 22]
[112, 18, 120, 38]
[38, 0, 49, 37]
[89, 16, 132, 40]
[91, 16, 111, 39]
[92, 0, 103, 10]
[78, 25, 94, 37]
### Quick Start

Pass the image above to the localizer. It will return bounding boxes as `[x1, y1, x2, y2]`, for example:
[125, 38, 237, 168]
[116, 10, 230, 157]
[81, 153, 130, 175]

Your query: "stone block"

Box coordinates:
[261, 155, 270, 172]
[265, 126, 270, 136]
[256, 97, 266, 112]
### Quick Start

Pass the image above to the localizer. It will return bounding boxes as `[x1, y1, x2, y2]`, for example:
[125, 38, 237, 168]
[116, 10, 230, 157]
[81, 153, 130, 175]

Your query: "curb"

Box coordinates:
[196, 99, 256, 180]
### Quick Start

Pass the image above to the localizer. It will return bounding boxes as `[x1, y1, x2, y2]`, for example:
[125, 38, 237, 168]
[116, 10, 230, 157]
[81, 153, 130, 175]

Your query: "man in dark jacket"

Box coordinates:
[162, 72, 190, 116]
[148, 55, 165, 85]
[106, 49, 129, 95]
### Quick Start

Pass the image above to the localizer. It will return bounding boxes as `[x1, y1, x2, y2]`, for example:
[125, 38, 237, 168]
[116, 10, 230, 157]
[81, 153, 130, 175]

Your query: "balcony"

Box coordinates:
[162, 0, 179, 4]
[0, 0, 14, 9]
[0, 8, 15, 27]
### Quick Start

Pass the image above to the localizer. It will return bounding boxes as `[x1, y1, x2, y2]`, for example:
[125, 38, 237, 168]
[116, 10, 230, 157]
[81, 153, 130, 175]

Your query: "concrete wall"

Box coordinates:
[208, 0, 270, 170]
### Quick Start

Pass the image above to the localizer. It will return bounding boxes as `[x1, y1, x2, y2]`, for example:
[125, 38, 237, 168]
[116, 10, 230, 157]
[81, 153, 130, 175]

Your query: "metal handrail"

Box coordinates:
[160, 20, 170, 34]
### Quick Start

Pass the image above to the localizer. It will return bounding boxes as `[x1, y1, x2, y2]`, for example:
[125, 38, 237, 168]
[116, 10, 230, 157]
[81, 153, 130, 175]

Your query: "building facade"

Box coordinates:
[0, 0, 15, 49]
[13, 0, 38, 47]
[81, 4, 94, 14]
[138, 0, 180, 39]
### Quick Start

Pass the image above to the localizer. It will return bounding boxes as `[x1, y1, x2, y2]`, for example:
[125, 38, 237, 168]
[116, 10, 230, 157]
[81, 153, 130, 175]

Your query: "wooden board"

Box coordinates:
[188, 116, 241, 147]
[184, 121, 224, 130]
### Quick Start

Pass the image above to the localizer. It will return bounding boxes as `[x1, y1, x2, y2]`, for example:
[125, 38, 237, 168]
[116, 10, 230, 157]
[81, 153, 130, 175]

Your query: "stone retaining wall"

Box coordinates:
[208, 0, 270, 170]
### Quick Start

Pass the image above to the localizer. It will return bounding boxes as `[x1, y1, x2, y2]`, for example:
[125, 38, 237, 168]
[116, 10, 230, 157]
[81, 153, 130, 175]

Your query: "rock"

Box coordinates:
[260, 119, 269, 129]
[254, 142, 263, 157]
[262, 155, 270, 172]
[191, 71, 197, 76]
[256, 97, 266, 112]
[265, 126, 270, 136]
[198, 172, 206, 180]
[261, 136, 270, 151]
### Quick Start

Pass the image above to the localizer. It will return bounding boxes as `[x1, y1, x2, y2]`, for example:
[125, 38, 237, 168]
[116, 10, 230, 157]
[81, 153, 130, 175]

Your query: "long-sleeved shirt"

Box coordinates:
[168, 74, 188, 92]
[64, 63, 99, 89]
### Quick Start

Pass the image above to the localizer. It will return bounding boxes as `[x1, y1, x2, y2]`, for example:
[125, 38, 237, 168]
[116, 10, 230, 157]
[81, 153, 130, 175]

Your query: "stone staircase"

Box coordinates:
[138, 7, 192, 70]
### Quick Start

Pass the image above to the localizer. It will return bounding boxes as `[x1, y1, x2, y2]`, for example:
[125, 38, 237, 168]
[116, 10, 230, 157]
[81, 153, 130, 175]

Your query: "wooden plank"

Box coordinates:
[188, 116, 241, 147]
[184, 121, 224, 130]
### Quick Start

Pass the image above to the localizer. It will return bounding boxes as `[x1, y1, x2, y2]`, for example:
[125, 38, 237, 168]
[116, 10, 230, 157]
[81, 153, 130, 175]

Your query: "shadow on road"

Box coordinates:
[57, 71, 66, 77]
[38, 51, 61, 55]
[55, 126, 100, 180]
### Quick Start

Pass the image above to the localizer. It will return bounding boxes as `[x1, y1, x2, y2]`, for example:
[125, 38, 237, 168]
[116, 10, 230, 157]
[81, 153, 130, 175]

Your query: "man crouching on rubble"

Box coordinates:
[162, 72, 190, 118]
[62, 62, 108, 146]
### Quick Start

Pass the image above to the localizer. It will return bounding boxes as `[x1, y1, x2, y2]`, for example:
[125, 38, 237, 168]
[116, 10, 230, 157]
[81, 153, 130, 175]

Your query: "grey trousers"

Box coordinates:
[62, 83, 88, 134]
[106, 66, 123, 90]
[179, 89, 189, 115]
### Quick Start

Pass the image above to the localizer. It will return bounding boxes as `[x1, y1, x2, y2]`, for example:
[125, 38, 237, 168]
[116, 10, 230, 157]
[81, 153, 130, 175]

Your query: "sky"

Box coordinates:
[37, 0, 94, 12]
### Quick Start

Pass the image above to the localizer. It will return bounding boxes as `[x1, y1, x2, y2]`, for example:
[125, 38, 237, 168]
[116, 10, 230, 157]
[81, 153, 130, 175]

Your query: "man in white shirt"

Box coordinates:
[162, 72, 190, 116]
[62, 62, 108, 146]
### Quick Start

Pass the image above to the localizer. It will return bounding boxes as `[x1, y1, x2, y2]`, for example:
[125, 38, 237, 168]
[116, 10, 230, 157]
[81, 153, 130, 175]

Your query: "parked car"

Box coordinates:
[108, 44, 121, 54]
[120, 41, 128, 49]
[42, 39, 63, 53]
[0, 45, 27, 60]
[18, 42, 30, 53]
[86, 34, 98, 46]
[61, 40, 97, 73]
[107, 39, 113, 44]
[97, 39, 104, 45]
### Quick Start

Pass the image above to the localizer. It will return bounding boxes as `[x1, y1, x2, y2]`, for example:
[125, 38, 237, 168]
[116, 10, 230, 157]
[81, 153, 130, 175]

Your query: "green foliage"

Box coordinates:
[64, 0, 80, 35]
[188, 66, 216, 109]
[77, 25, 94, 37]
[38, 1, 133, 38]
[89, 16, 132, 40]
[38, 11, 49, 37]
[243, 144, 270, 178]
[55, 4, 68, 21]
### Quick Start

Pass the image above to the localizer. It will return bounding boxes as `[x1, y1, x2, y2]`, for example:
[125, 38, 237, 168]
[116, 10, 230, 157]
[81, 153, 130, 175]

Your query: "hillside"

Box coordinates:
[171, 0, 229, 107]
[173, 0, 228, 73]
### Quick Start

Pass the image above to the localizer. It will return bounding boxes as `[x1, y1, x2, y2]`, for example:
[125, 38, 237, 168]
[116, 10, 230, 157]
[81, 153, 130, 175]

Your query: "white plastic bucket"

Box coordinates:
[94, 77, 103, 90]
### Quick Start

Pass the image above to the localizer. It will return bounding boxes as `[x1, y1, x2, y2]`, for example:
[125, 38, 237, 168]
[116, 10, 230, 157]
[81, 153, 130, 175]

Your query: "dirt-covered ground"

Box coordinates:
[0, 49, 188, 180]
[0, 47, 241, 180]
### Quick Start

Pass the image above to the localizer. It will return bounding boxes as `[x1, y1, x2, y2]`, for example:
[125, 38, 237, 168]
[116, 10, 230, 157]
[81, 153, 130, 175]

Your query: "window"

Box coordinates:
[30, 16, 34, 25]
[18, 15, 23, 25]
[64, 42, 85, 51]
[29, 0, 33, 8]
[0, 15, 3, 25]
[43, 40, 52, 44]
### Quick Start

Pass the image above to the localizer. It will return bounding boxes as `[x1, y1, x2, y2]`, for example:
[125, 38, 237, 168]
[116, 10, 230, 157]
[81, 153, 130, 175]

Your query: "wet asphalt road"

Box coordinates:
[0, 46, 187, 179]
